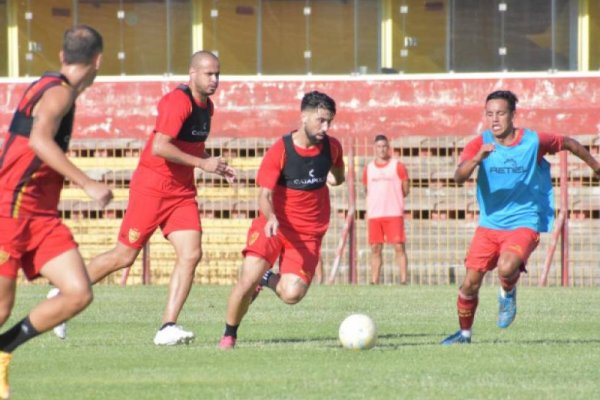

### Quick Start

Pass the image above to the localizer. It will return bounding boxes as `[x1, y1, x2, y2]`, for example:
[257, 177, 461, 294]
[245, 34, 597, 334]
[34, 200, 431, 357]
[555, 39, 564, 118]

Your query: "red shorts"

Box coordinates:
[368, 216, 405, 244]
[118, 190, 201, 249]
[0, 216, 78, 280]
[465, 226, 540, 272]
[242, 216, 322, 285]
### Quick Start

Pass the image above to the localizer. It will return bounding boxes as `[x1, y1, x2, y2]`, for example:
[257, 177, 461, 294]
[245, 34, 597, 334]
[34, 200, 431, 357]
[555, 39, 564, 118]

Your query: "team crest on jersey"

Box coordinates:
[0, 249, 9, 265]
[248, 231, 260, 246]
[128, 228, 140, 244]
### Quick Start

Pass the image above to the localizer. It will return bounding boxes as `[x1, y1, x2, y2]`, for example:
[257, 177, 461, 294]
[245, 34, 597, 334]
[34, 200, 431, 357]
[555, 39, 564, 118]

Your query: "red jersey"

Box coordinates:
[257, 135, 344, 237]
[459, 130, 564, 164]
[133, 87, 214, 197]
[0, 73, 73, 218]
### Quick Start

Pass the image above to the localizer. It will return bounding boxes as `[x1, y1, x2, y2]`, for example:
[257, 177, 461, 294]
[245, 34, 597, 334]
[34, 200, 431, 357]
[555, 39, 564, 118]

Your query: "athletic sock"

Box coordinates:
[0, 316, 40, 353]
[159, 322, 176, 331]
[224, 324, 239, 338]
[260, 270, 274, 287]
[457, 292, 478, 331]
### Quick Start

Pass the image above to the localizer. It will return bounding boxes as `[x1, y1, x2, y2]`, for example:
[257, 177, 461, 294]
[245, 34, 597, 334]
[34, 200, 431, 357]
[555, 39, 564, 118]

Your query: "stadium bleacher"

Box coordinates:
[53, 134, 600, 286]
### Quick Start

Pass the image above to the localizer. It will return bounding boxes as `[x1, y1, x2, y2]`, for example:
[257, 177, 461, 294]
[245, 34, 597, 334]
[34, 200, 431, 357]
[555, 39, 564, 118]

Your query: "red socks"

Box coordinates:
[457, 292, 478, 331]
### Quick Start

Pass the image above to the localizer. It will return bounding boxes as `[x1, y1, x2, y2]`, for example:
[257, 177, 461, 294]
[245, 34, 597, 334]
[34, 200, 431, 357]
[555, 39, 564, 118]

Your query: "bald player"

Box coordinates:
[50, 51, 236, 346]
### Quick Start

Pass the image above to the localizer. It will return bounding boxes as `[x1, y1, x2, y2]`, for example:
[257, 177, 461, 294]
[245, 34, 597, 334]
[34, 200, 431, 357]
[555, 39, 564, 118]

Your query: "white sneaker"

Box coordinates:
[153, 325, 195, 346]
[47, 287, 67, 340]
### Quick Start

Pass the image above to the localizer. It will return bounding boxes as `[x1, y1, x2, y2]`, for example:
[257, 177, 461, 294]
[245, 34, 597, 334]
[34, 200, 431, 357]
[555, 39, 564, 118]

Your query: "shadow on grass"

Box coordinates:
[242, 332, 441, 348]
[479, 337, 600, 345]
[238, 332, 600, 349]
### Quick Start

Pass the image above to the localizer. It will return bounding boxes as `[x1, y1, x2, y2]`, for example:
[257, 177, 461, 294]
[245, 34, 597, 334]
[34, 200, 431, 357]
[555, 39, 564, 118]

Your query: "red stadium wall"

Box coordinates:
[1, 74, 598, 140]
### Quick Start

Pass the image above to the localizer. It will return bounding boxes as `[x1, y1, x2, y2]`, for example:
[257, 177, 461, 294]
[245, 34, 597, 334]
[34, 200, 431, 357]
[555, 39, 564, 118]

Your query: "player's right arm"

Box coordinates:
[256, 139, 286, 237]
[28, 85, 113, 208]
[258, 187, 278, 237]
[454, 137, 494, 184]
[152, 131, 234, 180]
[152, 91, 234, 181]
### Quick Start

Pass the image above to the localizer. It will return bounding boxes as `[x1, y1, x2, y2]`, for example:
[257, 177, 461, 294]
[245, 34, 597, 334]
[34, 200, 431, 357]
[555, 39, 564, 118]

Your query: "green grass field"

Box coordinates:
[5, 285, 600, 400]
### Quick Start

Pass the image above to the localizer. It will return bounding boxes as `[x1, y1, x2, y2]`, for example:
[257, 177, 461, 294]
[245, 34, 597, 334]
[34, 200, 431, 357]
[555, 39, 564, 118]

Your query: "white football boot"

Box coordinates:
[153, 325, 195, 346]
[47, 287, 67, 340]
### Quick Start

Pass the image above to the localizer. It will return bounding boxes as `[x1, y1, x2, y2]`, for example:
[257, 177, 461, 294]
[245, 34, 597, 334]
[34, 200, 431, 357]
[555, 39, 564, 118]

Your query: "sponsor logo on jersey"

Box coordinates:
[490, 158, 526, 174]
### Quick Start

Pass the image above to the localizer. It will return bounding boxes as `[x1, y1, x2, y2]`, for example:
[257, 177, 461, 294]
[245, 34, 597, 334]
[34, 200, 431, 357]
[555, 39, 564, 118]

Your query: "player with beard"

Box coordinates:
[218, 91, 345, 349]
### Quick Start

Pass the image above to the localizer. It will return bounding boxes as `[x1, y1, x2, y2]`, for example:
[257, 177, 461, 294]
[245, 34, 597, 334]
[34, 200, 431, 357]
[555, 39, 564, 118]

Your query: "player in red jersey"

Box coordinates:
[0, 26, 112, 399]
[50, 51, 236, 346]
[218, 91, 345, 349]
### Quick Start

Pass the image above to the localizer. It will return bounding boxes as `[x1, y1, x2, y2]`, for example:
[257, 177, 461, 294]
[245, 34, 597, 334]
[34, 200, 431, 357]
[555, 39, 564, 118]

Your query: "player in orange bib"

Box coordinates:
[218, 91, 345, 349]
[0, 26, 112, 399]
[362, 134, 410, 285]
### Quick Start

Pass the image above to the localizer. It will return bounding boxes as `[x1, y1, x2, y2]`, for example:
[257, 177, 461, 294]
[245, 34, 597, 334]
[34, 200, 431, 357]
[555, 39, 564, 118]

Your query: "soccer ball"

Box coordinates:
[338, 313, 377, 350]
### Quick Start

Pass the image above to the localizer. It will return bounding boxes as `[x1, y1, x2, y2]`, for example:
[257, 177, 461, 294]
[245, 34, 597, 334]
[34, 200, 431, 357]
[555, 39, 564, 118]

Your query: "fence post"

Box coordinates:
[120, 266, 130, 286]
[142, 242, 151, 285]
[347, 141, 357, 284]
[559, 150, 569, 286]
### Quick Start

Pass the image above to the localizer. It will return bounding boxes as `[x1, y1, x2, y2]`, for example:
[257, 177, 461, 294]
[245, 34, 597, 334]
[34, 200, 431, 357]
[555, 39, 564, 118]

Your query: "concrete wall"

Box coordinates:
[1, 74, 598, 141]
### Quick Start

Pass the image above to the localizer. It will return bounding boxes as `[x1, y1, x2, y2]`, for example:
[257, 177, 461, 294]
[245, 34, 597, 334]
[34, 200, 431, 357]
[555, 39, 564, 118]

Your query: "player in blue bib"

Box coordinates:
[442, 90, 600, 345]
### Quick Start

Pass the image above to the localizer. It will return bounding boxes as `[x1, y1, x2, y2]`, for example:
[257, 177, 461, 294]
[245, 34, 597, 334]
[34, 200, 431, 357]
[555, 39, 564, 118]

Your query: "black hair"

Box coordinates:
[301, 91, 336, 116]
[63, 25, 103, 65]
[486, 90, 518, 112]
[374, 134, 388, 143]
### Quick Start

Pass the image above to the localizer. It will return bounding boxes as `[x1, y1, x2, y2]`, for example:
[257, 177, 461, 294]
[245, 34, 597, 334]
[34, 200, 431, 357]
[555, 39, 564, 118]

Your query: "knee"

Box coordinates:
[74, 286, 94, 311]
[496, 265, 518, 282]
[461, 279, 481, 295]
[278, 288, 305, 305]
[177, 249, 202, 268]
[114, 249, 138, 269]
[65, 285, 93, 313]
[394, 244, 406, 254]
[371, 244, 383, 255]
[497, 263, 519, 279]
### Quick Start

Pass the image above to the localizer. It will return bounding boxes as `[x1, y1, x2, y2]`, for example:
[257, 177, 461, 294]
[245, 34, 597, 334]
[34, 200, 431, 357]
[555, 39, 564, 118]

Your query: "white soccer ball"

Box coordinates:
[338, 313, 377, 350]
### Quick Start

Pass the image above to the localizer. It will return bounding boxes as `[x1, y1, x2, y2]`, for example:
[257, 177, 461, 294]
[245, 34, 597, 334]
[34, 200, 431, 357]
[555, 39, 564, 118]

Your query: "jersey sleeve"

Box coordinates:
[537, 132, 564, 157]
[206, 97, 214, 117]
[459, 136, 484, 164]
[397, 162, 409, 180]
[154, 90, 192, 138]
[256, 139, 285, 190]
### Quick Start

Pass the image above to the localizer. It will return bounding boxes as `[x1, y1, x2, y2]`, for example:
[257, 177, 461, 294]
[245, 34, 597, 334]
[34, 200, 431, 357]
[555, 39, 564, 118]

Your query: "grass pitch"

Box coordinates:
[5, 284, 600, 399]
